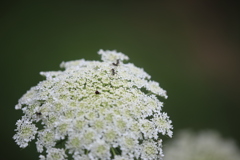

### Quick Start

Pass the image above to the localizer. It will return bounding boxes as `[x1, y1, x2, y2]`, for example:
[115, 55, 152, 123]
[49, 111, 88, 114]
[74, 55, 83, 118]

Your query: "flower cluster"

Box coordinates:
[163, 130, 240, 160]
[13, 50, 172, 160]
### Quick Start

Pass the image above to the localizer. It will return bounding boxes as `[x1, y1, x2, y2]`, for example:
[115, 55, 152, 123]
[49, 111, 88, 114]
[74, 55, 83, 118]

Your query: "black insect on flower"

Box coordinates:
[35, 112, 42, 116]
[111, 68, 115, 75]
[95, 90, 100, 94]
[112, 59, 119, 66]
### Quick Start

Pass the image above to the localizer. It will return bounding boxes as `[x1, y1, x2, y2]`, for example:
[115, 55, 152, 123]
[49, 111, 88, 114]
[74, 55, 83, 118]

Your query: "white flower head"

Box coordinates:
[39, 148, 67, 160]
[13, 50, 172, 159]
[13, 116, 38, 148]
[163, 130, 240, 160]
[98, 49, 129, 62]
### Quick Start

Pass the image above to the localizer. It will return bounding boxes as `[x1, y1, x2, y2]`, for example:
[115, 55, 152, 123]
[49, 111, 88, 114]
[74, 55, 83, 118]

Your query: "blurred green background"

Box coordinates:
[1, 1, 239, 159]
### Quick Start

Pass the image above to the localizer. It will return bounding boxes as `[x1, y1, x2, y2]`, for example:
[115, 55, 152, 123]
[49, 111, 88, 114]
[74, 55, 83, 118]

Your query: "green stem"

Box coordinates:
[111, 147, 116, 156]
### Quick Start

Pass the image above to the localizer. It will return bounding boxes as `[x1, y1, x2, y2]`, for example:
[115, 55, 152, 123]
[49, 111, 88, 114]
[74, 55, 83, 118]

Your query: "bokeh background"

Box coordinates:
[1, 1, 239, 159]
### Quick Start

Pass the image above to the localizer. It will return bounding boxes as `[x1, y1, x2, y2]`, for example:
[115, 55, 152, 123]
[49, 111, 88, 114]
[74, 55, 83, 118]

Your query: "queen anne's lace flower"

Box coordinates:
[163, 130, 240, 160]
[13, 50, 172, 160]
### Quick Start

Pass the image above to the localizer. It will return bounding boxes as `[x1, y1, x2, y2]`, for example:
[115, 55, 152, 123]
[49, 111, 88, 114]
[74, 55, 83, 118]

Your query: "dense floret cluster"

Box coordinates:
[13, 50, 172, 160]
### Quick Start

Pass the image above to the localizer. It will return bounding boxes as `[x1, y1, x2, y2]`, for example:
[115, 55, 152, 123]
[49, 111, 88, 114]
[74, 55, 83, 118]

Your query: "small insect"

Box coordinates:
[35, 112, 42, 116]
[112, 59, 119, 66]
[95, 90, 100, 94]
[111, 68, 116, 75]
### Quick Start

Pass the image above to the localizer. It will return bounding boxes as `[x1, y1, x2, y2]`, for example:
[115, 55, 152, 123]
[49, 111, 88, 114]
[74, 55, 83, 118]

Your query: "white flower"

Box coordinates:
[39, 148, 67, 160]
[13, 116, 37, 148]
[13, 50, 172, 159]
[36, 129, 56, 153]
[163, 130, 240, 160]
[152, 113, 173, 138]
[89, 139, 111, 160]
[98, 49, 129, 62]
[140, 139, 161, 160]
